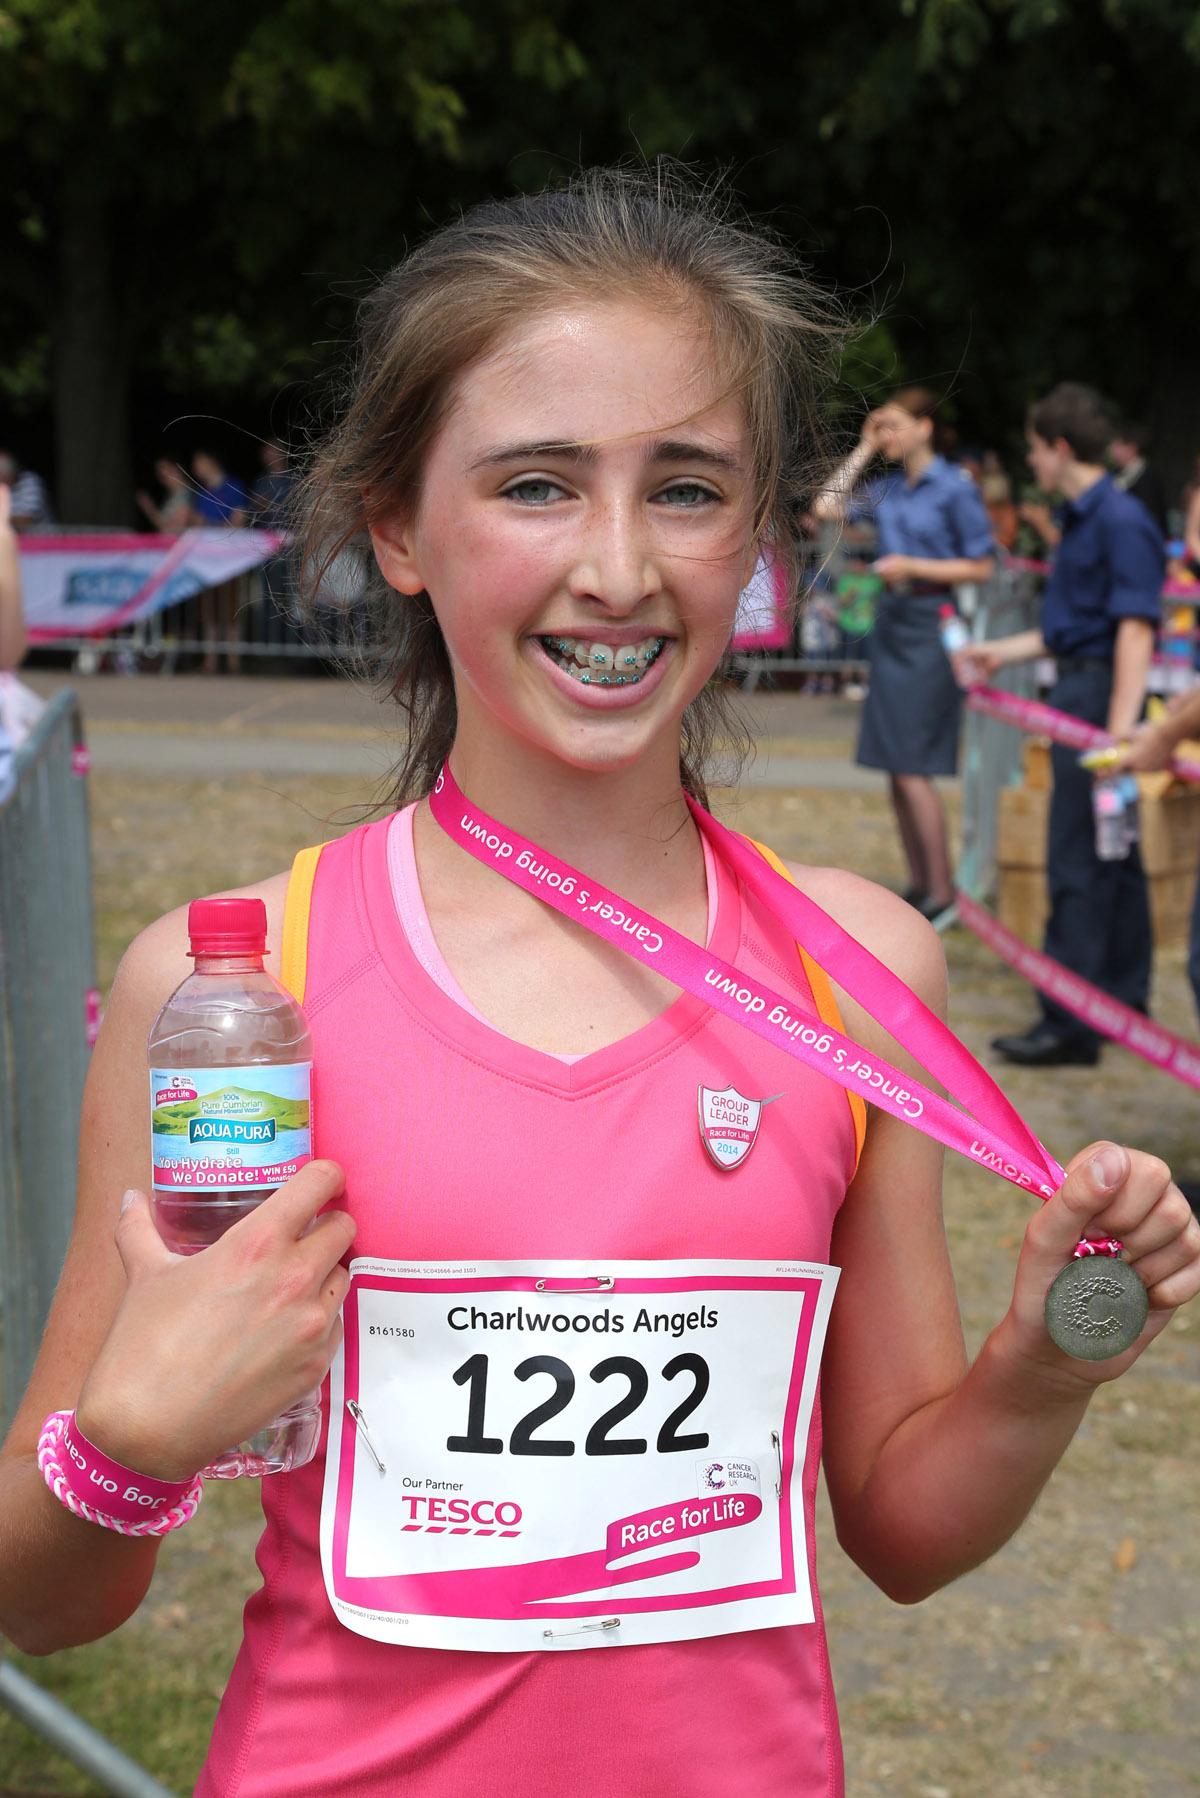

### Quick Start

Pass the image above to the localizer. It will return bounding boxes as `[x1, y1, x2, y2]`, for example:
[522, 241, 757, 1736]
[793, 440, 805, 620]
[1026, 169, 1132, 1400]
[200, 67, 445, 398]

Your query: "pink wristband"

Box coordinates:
[37, 1411, 203, 1537]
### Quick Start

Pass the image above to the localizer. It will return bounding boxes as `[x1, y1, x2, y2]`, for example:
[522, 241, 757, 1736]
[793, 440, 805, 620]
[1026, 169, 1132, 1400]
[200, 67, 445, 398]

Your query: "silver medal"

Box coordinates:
[1044, 1254, 1149, 1360]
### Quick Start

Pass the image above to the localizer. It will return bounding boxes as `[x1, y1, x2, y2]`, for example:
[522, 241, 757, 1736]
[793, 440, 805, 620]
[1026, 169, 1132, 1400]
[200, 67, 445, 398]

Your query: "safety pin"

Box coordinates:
[534, 1275, 615, 1293]
[347, 1400, 387, 1476]
[543, 1617, 621, 1640]
[771, 1430, 783, 1499]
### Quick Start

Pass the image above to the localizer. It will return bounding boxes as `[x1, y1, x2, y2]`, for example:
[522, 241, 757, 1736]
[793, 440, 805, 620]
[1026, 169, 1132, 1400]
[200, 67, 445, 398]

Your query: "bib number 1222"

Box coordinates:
[446, 1352, 711, 1459]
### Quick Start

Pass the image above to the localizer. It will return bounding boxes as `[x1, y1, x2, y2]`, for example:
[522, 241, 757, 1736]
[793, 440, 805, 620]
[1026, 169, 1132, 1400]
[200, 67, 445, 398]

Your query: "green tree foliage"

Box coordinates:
[0, 0, 1196, 518]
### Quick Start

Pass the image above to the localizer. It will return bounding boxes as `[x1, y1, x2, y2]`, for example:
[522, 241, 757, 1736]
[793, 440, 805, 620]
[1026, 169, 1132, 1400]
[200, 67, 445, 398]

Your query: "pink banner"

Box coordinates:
[732, 554, 792, 652]
[957, 892, 1200, 1093]
[21, 529, 285, 641]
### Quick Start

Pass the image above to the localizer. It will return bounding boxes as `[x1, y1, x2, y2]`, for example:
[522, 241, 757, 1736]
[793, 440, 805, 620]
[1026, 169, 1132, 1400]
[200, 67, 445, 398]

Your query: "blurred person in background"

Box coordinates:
[814, 387, 995, 918]
[961, 383, 1163, 1067]
[135, 458, 194, 533]
[251, 439, 295, 527]
[1181, 476, 1200, 576]
[251, 439, 301, 645]
[1109, 422, 1168, 535]
[1116, 688, 1200, 1217]
[0, 482, 34, 803]
[0, 483, 26, 671]
[0, 448, 54, 531]
[191, 449, 249, 526]
[978, 450, 1019, 551]
[191, 449, 250, 673]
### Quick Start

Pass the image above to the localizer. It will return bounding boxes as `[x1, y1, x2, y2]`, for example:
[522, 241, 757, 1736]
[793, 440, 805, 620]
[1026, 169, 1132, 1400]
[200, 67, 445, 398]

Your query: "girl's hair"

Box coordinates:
[296, 163, 848, 807]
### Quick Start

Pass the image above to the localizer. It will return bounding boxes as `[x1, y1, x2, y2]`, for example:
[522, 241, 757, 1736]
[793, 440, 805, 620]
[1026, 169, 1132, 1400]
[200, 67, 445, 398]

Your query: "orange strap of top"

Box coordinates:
[280, 844, 326, 1006]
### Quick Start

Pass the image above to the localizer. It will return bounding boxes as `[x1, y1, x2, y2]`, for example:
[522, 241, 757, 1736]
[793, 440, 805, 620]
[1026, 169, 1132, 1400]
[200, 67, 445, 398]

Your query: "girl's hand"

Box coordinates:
[1004, 1142, 1200, 1387]
[75, 1160, 356, 1481]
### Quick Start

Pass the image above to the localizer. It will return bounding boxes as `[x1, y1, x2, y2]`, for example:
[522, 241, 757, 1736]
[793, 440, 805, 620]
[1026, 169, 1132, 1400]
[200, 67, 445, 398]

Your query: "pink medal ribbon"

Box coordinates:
[428, 765, 1108, 1236]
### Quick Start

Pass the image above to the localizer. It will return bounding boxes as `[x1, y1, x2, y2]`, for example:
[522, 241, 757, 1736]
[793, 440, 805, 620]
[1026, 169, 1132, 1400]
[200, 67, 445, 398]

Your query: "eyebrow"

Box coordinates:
[469, 437, 743, 475]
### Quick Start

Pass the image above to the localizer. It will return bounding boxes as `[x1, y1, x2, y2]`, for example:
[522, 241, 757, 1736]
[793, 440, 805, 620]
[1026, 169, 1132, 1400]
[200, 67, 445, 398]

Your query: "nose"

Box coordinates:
[567, 495, 663, 615]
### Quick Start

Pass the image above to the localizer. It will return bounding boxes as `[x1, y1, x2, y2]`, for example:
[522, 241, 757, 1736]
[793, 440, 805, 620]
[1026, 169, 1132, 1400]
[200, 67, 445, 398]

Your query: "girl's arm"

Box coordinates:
[804, 877, 1200, 1604]
[0, 880, 354, 1655]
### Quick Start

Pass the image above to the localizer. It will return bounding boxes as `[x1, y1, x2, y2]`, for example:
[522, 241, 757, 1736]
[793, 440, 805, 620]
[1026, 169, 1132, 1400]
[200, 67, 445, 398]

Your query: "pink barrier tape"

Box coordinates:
[85, 988, 102, 1049]
[957, 892, 1200, 1094]
[70, 744, 91, 777]
[966, 684, 1200, 785]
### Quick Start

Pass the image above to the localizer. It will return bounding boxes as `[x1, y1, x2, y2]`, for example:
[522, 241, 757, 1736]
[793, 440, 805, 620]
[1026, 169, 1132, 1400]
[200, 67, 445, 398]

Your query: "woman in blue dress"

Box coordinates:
[816, 388, 995, 916]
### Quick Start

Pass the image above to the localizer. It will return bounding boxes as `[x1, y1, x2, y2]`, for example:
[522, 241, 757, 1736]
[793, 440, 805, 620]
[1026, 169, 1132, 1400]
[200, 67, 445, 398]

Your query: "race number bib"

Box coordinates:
[320, 1257, 838, 1652]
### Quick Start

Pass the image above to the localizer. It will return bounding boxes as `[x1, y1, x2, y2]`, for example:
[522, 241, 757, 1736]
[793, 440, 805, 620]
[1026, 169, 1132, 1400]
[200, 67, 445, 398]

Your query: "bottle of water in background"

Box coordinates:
[1092, 776, 1130, 861]
[1117, 772, 1140, 850]
[938, 604, 976, 687]
[148, 896, 320, 1476]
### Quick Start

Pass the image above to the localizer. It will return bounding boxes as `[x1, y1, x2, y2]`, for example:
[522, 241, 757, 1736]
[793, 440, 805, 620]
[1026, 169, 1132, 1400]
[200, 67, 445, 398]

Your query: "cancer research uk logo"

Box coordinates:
[697, 1084, 770, 1171]
[697, 1457, 760, 1497]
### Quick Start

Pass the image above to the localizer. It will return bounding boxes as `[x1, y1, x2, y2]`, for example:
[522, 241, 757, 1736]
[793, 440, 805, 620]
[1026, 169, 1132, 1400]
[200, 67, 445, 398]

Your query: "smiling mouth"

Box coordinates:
[539, 635, 666, 687]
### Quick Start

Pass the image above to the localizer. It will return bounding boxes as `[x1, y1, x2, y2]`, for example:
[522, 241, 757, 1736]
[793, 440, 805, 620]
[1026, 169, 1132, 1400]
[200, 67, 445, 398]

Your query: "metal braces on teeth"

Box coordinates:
[542, 637, 664, 686]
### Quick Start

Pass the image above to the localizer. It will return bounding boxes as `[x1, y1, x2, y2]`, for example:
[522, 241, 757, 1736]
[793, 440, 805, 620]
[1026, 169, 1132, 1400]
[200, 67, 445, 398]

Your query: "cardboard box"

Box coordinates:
[995, 778, 1199, 949]
[1022, 738, 1052, 790]
[997, 786, 1049, 868]
[1137, 783, 1200, 878]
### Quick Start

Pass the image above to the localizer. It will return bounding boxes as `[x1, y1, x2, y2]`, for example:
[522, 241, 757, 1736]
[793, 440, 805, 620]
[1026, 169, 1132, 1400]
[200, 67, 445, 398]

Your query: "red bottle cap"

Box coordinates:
[187, 897, 268, 958]
[939, 604, 956, 619]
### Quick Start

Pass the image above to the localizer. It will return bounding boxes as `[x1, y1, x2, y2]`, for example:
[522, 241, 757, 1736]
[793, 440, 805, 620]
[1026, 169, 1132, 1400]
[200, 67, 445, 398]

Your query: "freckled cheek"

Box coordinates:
[425, 525, 558, 653]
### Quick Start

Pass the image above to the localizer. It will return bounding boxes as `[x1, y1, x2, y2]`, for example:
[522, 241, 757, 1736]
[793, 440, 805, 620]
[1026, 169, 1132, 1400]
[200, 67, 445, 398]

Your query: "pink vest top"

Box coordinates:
[197, 813, 864, 1797]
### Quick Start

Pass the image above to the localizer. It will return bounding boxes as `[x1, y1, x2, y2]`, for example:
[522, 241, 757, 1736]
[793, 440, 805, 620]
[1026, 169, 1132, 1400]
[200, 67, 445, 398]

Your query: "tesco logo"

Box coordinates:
[399, 1495, 522, 1530]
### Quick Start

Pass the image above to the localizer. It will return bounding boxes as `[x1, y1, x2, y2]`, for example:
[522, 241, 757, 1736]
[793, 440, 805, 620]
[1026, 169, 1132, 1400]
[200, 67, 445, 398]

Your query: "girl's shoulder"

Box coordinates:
[777, 859, 947, 1017]
[114, 869, 293, 1015]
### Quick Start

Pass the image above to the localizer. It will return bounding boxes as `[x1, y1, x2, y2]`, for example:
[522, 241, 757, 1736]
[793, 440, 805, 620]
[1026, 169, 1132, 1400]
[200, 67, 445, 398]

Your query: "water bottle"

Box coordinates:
[938, 604, 976, 688]
[1092, 776, 1129, 861]
[1117, 772, 1140, 850]
[938, 604, 971, 658]
[148, 896, 320, 1476]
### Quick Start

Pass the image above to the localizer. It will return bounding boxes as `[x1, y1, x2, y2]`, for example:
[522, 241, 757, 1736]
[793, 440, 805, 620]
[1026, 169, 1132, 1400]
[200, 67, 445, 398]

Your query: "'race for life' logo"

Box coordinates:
[697, 1084, 770, 1171]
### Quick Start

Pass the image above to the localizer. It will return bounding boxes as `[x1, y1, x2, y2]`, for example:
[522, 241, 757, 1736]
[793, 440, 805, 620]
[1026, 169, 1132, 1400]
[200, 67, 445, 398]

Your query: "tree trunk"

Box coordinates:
[52, 170, 134, 526]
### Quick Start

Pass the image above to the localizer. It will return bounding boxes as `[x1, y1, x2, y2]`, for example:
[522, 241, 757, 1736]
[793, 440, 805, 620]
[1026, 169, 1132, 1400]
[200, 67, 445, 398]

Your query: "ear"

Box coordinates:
[369, 514, 426, 596]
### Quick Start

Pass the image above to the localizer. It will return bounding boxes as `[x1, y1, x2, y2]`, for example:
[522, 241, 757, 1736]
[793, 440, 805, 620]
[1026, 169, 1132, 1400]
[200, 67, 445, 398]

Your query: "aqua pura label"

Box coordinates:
[149, 1063, 312, 1191]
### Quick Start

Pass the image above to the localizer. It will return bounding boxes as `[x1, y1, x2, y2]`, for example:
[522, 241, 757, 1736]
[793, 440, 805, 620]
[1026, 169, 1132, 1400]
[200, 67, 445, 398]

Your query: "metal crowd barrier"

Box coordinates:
[50, 562, 366, 674]
[955, 564, 1041, 903]
[0, 689, 96, 1434]
[0, 691, 177, 1795]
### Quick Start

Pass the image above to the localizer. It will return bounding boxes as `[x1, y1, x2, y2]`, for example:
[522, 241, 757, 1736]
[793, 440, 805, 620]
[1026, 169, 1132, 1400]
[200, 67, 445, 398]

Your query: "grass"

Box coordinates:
[3, 758, 1198, 1794]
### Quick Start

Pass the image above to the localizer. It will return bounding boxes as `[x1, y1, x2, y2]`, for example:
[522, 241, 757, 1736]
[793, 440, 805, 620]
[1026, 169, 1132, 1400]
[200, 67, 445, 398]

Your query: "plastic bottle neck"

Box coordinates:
[192, 953, 265, 975]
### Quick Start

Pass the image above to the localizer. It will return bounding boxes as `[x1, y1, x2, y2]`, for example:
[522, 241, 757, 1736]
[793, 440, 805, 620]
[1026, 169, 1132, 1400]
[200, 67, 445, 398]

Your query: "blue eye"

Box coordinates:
[657, 482, 718, 508]
[502, 478, 567, 506]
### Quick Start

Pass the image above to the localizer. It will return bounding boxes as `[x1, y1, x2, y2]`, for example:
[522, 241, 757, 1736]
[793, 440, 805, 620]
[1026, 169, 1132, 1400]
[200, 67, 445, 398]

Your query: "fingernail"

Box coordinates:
[1090, 1147, 1126, 1191]
[120, 1189, 140, 1215]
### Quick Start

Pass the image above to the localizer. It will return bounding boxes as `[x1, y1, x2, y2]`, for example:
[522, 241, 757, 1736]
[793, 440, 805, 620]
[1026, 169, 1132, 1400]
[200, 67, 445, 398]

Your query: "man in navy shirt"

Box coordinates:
[964, 383, 1163, 1066]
